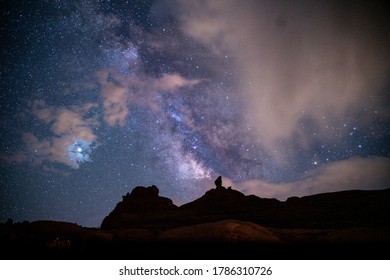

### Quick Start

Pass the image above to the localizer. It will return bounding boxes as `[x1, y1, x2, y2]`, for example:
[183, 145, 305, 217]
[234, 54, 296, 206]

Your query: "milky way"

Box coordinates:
[1, 0, 389, 227]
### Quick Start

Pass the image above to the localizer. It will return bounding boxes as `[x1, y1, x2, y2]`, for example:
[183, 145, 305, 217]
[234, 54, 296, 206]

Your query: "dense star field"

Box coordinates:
[1, 0, 389, 227]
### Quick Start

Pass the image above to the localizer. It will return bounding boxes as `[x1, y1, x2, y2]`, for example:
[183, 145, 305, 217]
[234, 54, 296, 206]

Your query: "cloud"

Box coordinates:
[23, 133, 73, 167]
[175, 0, 390, 162]
[2, 100, 99, 169]
[32, 99, 55, 123]
[0, 153, 29, 165]
[234, 157, 390, 201]
[96, 71, 130, 127]
[97, 70, 201, 126]
[32, 100, 98, 140]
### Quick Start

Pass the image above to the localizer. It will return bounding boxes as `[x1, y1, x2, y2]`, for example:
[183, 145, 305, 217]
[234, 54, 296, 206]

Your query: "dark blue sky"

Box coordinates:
[1, 0, 389, 227]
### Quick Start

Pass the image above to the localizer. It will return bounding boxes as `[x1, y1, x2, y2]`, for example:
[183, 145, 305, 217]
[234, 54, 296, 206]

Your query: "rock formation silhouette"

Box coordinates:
[1, 176, 390, 260]
[101, 177, 390, 230]
[214, 175, 223, 188]
[101, 185, 177, 230]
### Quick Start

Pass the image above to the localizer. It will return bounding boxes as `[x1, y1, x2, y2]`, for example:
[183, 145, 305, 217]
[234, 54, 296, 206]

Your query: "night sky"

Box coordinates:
[1, 0, 389, 227]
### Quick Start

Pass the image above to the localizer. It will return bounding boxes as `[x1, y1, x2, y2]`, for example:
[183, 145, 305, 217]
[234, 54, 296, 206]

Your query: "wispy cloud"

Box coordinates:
[2, 100, 99, 169]
[97, 69, 201, 126]
[175, 0, 390, 163]
[235, 157, 390, 200]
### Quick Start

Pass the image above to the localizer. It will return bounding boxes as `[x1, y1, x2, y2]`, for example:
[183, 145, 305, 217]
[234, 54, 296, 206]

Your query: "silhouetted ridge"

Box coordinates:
[101, 185, 177, 230]
[180, 184, 246, 210]
[101, 177, 390, 231]
[1, 177, 390, 260]
[284, 189, 390, 228]
[178, 184, 283, 226]
[114, 185, 176, 213]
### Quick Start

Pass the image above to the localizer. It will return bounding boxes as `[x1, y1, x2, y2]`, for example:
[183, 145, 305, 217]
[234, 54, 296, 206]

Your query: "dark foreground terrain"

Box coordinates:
[1, 180, 389, 259]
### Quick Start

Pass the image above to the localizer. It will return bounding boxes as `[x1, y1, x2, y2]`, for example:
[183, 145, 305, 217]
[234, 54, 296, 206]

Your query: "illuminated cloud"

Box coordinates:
[175, 0, 390, 163]
[235, 157, 390, 201]
[67, 139, 95, 168]
[96, 71, 131, 127]
[5, 100, 99, 169]
[147, 73, 200, 92]
[32, 100, 98, 140]
[97, 70, 201, 126]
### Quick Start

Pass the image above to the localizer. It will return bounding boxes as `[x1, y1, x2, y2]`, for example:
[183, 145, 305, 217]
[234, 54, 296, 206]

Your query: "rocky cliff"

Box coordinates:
[2, 177, 390, 259]
[101, 177, 390, 230]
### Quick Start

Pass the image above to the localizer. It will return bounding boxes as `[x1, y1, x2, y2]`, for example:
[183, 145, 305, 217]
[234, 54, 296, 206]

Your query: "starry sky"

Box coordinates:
[1, 0, 389, 227]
